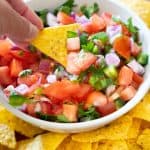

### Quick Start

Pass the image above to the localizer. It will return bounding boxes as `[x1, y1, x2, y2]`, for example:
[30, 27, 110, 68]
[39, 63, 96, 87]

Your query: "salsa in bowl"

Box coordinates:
[0, 0, 149, 132]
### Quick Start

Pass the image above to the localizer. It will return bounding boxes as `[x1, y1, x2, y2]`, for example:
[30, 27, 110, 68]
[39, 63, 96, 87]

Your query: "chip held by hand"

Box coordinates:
[31, 24, 79, 67]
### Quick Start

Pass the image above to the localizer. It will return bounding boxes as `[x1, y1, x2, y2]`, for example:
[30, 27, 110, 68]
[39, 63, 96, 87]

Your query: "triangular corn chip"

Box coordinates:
[72, 115, 132, 142]
[0, 107, 44, 138]
[32, 24, 79, 66]
[16, 132, 68, 150]
[0, 124, 16, 149]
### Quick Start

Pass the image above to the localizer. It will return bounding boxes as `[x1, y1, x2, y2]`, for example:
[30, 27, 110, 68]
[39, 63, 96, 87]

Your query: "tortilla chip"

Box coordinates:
[97, 140, 128, 150]
[16, 132, 68, 150]
[56, 136, 71, 150]
[0, 108, 44, 137]
[137, 129, 150, 150]
[0, 109, 15, 129]
[129, 92, 150, 122]
[126, 118, 141, 139]
[72, 115, 132, 142]
[119, 0, 150, 27]
[0, 124, 16, 149]
[32, 24, 79, 66]
[12, 117, 44, 138]
[39, 132, 68, 150]
[140, 120, 150, 130]
[16, 139, 33, 150]
[92, 142, 99, 150]
[126, 139, 142, 150]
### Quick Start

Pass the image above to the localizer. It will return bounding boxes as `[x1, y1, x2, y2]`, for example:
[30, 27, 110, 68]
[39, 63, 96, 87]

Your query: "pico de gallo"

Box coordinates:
[1, 0, 149, 123]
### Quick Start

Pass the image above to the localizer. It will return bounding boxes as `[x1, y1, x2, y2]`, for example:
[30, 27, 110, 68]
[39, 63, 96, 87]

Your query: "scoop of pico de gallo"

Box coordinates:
[1, 0, 149, 123]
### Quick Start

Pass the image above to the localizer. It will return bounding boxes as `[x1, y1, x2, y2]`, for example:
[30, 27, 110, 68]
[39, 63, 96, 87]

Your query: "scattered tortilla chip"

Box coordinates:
[126, 118, 141, 139]
[0, 108, 44, 137]
[16, 132, 68, 150]
[137, 129, 150, 150]
[0, 124, 16, 149]
[32, 24, 79, 66]
[12, 117, 44, 138]
[126, 140, 142, 150]
[16, 139, 33, 150]
[97, 140, 128, 150]
[92, 142, 99, 150]
[140, 120, 150, 130]
[56, 136, 71, 150]
[0, 109, 15, 129]
[72, 115, 132, 142]
[129, 92, 150, 122]
[119, 0, 150, 27]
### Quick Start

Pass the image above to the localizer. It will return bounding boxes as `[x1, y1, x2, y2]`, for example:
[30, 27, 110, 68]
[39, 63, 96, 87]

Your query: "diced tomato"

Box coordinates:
[26, 101, 52, 117]
[57, 12, 75, 25]
[97, 102, 116, 116]
[63, 104, 78, 122]
[10, 59, 23, 77]
[52, 104, 63, 115]
[18, 74, 39, 86]
[39, 101, 52, 115]
[74, 84, 93, 101]
[131, 42, 141, 56]
[81, 22, 94, 34]
[118, 66, 133, 86]
[67, 37, 80, 51]
[121, 24, 131, 36]
[0, 66, 12, 86]
[0, 53, 13, 66]
[132, 73, 144, 88]
[85, 91, 107, 109]
[113, 35, 131, 59]
[101, 12, 115, 26]
[26, 103, 36, 117]
[120, 86, 136, 101]
[90, 14, 106, 32]
[0, 40, 12, 56]
[43, 80, 80, 100]
[66, 52, 97, 75]
[10, 50, 39, 64]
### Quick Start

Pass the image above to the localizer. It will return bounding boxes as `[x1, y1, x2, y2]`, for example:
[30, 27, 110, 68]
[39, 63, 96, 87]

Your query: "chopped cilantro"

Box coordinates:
[80, 3, 99, 18]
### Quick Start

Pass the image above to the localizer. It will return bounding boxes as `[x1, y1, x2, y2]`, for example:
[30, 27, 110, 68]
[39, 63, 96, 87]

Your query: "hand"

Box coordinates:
[0, 0, 43, 46]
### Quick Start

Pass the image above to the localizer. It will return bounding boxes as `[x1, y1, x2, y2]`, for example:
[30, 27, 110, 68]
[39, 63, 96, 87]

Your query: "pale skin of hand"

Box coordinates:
[0, 0, 43, 47]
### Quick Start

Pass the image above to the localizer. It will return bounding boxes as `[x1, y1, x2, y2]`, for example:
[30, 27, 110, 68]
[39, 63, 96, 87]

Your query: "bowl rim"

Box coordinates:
[0, 0, 150, 132]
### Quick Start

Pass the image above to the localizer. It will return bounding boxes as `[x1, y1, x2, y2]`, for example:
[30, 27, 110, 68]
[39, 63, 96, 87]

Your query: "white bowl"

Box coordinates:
[0, 0, 150, 133]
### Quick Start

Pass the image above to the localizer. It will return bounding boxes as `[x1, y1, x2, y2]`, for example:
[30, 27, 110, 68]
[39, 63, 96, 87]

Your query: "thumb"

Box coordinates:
[0, 1, 38, 43]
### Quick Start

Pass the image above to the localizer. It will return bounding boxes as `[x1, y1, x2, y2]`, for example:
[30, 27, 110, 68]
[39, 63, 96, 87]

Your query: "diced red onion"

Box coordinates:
[106, 85, 116, 96]
[71, 12, 76, 20]
[127, 59, 145, 75]
[105, 52, 120, 67]
[46, 74, 57, 83]
[39, 59, 50, 74]
[75, 15, 90, 24]
[106, 25, 122, 44]
[47, 12, 59, 27]
[15, 84, 29, 95]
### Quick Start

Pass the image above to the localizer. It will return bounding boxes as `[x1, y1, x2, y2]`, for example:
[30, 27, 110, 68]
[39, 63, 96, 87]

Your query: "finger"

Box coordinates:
[0, 1, 39, 43]
[6, 0, 43, 29]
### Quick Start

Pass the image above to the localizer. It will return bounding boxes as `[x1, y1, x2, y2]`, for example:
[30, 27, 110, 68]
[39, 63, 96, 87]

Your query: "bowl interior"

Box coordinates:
[0, 0, 150, 133]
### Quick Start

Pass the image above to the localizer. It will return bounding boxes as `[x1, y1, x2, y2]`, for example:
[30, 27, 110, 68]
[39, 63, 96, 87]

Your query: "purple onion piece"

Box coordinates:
[75, 15, 90, 24]
[105, 52, 120, 67]
[127, 59, 145, 75]
[39, 59, 51, 74]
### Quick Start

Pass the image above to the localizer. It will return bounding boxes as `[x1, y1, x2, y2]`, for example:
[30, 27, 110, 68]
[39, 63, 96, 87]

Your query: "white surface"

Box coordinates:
[0, 0, 150, 133]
